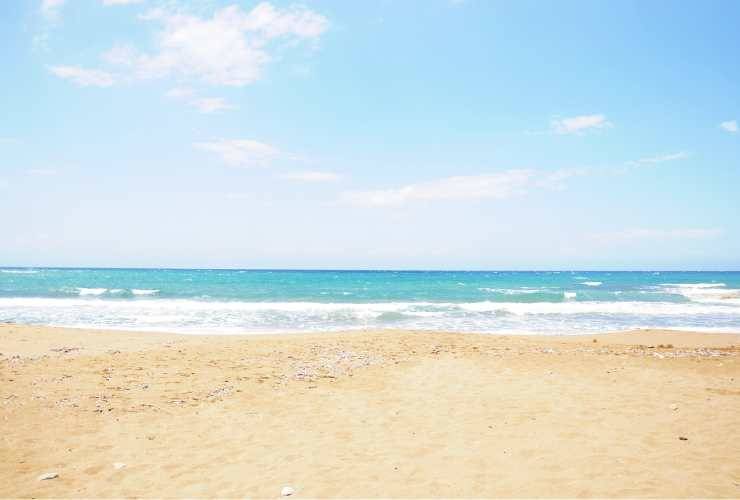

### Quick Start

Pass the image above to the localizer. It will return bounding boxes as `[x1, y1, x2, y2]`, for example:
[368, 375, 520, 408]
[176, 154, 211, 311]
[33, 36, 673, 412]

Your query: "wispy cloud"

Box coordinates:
[341, 170, 534, 207]
[35, 0, 67, 51]
[40, 0, 66, 21]
[194, 139, 290, 168]
[48, 65, 115, 87]
[720, 120, 738, 133]
[551, 114, 611, 135]
[280, 171, 340, 182]
[590, 228, 723, 244]
[341, 166, 595, 207]
[627, 151, 689, 166]
[93, 2, 329, 87]
[165, 88, 234, 113]
[537, 167, 591, 190]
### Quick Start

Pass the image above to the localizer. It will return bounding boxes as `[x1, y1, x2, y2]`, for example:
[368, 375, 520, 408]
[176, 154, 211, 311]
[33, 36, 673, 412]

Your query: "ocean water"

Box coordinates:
[1, 268, 739, 335]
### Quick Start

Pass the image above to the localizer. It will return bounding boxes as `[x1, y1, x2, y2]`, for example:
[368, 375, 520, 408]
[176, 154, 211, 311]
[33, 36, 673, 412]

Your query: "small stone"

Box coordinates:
[679, 436, 688, 441]
[38, 472, 58, 481]
[113, 462, 126, 470]
[281, 486, 295, 496]
[670, 404, 679, 411]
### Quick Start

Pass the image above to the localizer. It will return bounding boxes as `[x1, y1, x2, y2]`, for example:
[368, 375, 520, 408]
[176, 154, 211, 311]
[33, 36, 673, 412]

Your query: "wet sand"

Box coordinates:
[1, 324, 739, 497]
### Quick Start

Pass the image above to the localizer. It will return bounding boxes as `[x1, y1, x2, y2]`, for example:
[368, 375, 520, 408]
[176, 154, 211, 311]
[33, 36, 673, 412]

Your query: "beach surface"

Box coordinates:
[1, 325, 739, 498]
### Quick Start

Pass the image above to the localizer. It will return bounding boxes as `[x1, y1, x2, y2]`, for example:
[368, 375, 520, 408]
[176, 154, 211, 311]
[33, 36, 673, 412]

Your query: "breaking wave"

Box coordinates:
[1, 297, 739, 334]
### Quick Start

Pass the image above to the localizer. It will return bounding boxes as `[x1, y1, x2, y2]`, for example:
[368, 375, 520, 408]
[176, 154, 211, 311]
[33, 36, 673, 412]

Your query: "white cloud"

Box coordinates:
[629, 152, 688, 166]
[720, 120, 738, 133]
[194, 139, 289, 167]
[102, 2, 329, 87]
[341, 170, 534, 207]
[102, 0, 144, 5]
[280, 171, 340, 182]
[551, 114, 611, 134]
[591, 228, 723, 244]
[41, 0, 66, 21]
[165, 88, 234, 113]
[49, 65, 115, 87]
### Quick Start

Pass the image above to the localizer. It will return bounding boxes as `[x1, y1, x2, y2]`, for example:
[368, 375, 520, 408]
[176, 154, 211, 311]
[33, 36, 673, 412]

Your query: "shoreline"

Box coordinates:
[4, 320, 740, 339]
[3, 323, 740, 359]
[2, 324, 739, 497]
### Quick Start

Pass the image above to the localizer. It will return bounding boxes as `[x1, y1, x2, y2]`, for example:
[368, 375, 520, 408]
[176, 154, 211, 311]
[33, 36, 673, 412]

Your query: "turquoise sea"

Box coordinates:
[1, 268, 739, 334]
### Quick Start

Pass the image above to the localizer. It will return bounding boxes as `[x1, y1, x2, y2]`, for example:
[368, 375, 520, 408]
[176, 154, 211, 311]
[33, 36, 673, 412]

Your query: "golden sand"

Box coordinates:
[1, 324, 739, 497]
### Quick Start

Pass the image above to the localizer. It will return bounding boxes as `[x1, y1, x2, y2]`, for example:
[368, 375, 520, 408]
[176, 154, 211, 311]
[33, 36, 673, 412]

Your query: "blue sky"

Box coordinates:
[1, 0, 739, 269]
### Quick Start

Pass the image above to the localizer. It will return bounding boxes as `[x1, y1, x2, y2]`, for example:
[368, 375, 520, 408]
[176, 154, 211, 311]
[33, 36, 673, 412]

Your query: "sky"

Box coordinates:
[1, 0, 739, 270]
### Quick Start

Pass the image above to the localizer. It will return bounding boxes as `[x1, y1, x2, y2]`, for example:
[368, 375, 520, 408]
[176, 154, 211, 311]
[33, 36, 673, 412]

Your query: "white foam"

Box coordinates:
[2, 297, 739, 315]
[1, 269, 39, 274]
[661, 283, 739, 304]
[132, 289, 159, 296]
[458, 300, 740, 315]
[564, 292, 577, 300]
[77, 288, 107, 296]
[479, 287, 549, 295]
[581, 281, 602, 287]
[662, 283, 726, 289]
[2, 297, 739, 335]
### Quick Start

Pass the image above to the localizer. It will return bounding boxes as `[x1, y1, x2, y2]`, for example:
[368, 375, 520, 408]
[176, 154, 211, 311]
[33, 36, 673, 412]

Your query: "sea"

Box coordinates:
[1, 268, 739, 335]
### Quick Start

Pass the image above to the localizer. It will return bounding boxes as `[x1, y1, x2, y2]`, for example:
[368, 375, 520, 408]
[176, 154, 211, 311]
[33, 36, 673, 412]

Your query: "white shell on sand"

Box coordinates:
[281, 486, 295, 496]
[38, 472, 59, 481]
[113, 462, 127, 470]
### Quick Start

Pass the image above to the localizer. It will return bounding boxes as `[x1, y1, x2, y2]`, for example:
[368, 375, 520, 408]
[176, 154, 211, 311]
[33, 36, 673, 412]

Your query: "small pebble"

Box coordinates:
[281, 486, 295, 496]
[38, 472, 58, 481]
[670, 404, 678, 411]
[679, 436, 688, 441]
[113, 462, 126, 470]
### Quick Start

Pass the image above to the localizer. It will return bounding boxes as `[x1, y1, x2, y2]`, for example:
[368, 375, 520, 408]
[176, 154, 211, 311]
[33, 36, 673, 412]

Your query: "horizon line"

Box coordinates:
[2, 266, 740, 273]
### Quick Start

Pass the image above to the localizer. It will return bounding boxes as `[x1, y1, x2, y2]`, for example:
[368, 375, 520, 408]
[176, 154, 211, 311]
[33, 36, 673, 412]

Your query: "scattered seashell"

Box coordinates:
[38, 472, 58, 481]
[281, 486, 295, 496]
[113, 462, 126, 470]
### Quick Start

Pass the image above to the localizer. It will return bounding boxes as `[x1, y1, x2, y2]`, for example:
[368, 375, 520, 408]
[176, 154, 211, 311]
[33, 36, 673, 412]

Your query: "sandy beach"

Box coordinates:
[1, 324, 739, 498]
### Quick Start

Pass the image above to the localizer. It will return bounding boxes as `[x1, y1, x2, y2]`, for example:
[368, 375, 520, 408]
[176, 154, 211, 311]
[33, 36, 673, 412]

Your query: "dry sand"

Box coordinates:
[1, 324, 739, 498]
